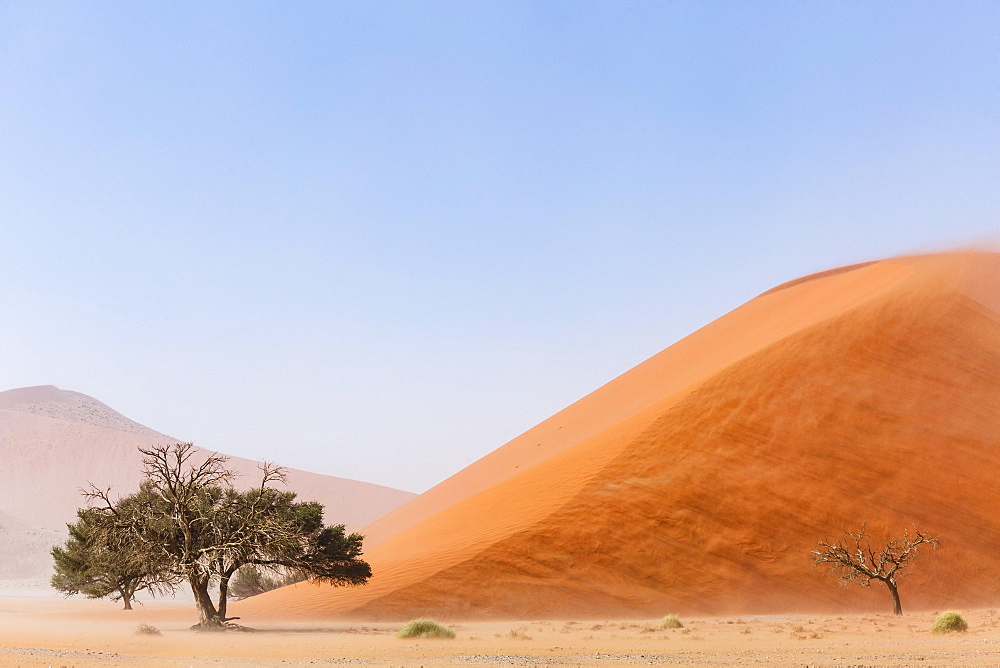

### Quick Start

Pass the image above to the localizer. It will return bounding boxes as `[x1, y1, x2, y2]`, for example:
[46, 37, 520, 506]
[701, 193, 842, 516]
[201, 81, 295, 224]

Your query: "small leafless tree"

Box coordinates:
[813, 523, 939, 615]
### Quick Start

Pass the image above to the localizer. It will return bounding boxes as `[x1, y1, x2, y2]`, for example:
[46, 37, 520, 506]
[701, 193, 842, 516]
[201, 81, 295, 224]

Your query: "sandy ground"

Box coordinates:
[1, 597, 999, 666]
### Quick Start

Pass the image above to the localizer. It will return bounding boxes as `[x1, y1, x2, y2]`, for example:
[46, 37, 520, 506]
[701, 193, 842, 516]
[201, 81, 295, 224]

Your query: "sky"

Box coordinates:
[1, 1, 997, 493]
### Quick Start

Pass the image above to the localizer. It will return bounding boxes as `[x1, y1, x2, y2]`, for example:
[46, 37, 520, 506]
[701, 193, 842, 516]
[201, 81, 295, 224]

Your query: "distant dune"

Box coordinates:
[0, 385, 416, 580]
[238, 251, 1000, 620]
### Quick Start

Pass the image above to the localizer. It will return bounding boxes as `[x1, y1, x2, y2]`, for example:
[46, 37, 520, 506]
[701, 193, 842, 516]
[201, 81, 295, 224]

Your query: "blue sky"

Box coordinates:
[1, 2, 997, 492]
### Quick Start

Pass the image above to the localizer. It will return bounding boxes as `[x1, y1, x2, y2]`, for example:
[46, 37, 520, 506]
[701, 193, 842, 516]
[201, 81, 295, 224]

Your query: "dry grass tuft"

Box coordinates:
[397, 618, 455, 639]
[507, 625, 532, 640]
[135, 623, 161, 636]
[660, 614, 683, 629]
[931, 611, 968, 634]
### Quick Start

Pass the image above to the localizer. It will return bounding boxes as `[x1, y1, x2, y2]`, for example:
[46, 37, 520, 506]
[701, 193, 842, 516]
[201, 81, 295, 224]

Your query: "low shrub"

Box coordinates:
[507, 625, 532, 640]
[660, 614, 683, 629]
[135, 623, 161, 635]
[931, 611, 968, 634]
[397, 618, 456, 639]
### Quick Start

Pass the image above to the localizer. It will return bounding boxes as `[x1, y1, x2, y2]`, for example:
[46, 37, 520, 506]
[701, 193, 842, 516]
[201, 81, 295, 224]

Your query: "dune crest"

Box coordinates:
[0, 385, 169, 438]
[238, 252, 1000, 620]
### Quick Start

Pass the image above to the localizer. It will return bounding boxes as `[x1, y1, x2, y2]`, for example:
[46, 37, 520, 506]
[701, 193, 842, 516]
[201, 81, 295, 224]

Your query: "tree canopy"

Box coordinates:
[53, 442, 371, 628]
[51, 504, 177, 610]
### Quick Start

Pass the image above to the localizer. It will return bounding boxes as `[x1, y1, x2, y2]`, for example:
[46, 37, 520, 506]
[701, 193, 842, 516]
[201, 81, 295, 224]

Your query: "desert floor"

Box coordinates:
[1, 598, 999, 666]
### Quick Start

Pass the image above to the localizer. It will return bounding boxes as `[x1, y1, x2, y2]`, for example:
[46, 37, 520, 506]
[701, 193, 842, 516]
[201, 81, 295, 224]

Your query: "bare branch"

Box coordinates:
[813, 523, 939, 615]
[81, 484, 119, 516]
[259, 461, 287, 489]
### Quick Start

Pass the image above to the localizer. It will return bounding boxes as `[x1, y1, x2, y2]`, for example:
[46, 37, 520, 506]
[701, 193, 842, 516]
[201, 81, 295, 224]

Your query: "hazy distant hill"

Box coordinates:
[0, 385, 416, 580]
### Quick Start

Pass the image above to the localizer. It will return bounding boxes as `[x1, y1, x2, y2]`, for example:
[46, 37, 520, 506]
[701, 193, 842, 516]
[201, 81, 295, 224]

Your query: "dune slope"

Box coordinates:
[240, 252, 1000, 620]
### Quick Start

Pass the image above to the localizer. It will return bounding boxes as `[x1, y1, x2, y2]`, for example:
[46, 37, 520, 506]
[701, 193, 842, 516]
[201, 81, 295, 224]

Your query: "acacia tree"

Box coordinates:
[79, 442, 371, 629]
[51, 505, 177, 609]
[813, 524, 939, 615]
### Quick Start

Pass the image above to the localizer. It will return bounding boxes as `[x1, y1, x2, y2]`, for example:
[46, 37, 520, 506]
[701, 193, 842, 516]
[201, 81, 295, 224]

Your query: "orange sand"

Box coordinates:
[4, 590, 1000, 666]
[237, 252, 1000, 621]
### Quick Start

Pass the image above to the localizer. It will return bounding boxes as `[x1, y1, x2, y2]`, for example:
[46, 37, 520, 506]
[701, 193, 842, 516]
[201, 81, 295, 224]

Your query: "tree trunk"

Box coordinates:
[886, 579, 902, 615]
[217, 571, 231, 621]
[189, 574, 222, 628]
[120, 582, 136, 610]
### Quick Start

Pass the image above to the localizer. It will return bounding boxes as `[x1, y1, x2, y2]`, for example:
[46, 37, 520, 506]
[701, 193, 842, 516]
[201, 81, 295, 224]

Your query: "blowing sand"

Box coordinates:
[1, 597, 998, 666]
[5, 252, 999, 665]
[239, 252, 1000, 621]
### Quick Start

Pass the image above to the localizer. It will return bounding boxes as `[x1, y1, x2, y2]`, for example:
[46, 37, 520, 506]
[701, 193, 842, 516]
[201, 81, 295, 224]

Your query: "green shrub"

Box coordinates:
[931, 611, 968, 634]
[397, 618, 456, 639]
[660, 614, 683, 629]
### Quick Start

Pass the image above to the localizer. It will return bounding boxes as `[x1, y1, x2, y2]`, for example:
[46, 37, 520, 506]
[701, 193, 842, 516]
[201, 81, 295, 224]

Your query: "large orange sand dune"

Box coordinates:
[239, 251, 1000, 620]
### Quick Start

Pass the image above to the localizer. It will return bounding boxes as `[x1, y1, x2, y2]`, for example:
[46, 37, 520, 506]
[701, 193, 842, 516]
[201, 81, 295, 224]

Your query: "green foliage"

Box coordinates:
[931, 611, 968, 633]
[397, 618, 456, 639]
[51, 510, 106, 596]
[660, 614, 683, 629]
[51, 506, 177, 609]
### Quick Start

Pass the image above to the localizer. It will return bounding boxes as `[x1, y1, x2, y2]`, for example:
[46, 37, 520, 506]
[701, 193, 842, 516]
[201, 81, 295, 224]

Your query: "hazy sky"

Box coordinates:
[2, 2, 997, 493]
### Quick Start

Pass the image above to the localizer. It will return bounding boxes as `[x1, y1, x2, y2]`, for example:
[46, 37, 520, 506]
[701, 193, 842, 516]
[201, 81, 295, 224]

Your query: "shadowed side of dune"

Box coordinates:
[344, 284, 999, 619]
[352, 259, 916, 553]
